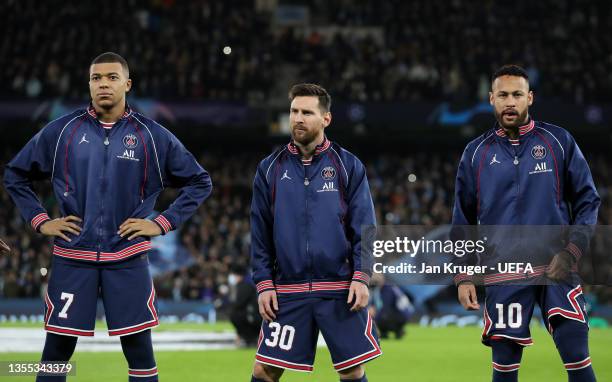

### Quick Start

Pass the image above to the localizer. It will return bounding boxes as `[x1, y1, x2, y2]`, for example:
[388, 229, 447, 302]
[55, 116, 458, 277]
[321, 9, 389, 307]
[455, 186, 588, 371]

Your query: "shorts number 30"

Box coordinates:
[265, 322, 296, 350]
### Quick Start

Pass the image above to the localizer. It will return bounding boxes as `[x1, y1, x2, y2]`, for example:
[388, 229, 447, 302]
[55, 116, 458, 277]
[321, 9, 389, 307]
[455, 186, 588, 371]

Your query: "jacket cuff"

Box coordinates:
[151, 219, 166, 236]
[31, 212, 51, 232]
[153, 214, 174, 235]
[256, 280, 275, 294]
[352, 271, 370, 286]
[454, 273, 474, 286]
[564, 242, 582, 263]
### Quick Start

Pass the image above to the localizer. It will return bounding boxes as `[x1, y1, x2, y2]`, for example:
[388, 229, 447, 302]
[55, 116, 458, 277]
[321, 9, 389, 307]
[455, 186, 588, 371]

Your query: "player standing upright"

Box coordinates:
[453, 65, 600, 382]
[4, 52, 212, 381]
[250, 84, 381, 382]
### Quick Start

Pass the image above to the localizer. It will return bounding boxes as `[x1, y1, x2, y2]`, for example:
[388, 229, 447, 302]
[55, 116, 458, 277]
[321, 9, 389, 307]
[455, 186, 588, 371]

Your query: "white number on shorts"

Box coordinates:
[58, 292, 74, 319]
[495, 303, 522, 329]
[265, 322, 295, 350]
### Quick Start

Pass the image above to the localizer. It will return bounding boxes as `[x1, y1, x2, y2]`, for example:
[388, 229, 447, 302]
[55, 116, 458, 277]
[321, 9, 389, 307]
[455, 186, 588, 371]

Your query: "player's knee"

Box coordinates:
[337, 364, 365, 379]
[552, 319, 590, 361]
[252, 362, 283, 381]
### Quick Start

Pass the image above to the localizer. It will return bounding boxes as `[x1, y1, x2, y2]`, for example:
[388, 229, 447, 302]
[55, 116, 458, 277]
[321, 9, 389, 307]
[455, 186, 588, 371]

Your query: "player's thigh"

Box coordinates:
[100, 254, 159, 337]
[314, 298, 382, 372]
[540, 282, 588, 331]
[483, 285, 537, 346]
[256, 297, 318, 372]
[45, 257, 100, 336]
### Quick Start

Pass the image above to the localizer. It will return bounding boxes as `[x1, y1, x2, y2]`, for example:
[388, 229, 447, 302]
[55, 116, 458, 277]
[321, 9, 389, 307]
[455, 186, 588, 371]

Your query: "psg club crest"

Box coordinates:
[123, 134, 138, 149]
[321, 166, 336, 181]
[531, 144, 546, 160]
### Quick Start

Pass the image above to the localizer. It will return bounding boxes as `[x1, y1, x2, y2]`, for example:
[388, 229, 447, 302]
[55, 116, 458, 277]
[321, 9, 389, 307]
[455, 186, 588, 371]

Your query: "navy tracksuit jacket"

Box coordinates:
[4, 105, 212, 263]
[452, 119, 600, 285]
[250, 138, 376, 298]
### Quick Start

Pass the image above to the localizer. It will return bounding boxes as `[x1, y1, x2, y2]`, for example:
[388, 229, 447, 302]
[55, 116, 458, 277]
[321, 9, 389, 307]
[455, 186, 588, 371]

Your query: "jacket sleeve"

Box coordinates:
[152, 130, 212, 234]
[451, 145, 479, 285]
[346, 158, 376, 286]
[250, 162, 276, 294]
[3, 126, 56, 232]
[562, 135, 600, 262]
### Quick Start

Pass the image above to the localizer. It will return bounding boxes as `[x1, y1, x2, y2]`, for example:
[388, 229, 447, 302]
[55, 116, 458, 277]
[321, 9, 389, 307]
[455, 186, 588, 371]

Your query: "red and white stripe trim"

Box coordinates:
[493, 362, 520, 372]
[482, 304, 493, 338]
[53, 241, 152, 262]
[495, 120, 535, 145]
[565, 242, 582, 262]
[31, 213, 51, 231]
[490, 334, 534, 346]
[352, 271, 370, 284]
[153, 215, 173, 234]
[100, 121, 115, 129]
[275, 281, 352, 294]
[496, 120, 535, 137]
[108, 284, 159, 336]
[333, 312, 382, 371]
[256, 280, 275, 294]
[483, 265, 548, 285]
[255, 354, 314, 372]
[453, 273, 474, 286]
[44, 291, 95, 337]
[564, 357, 592, 370]
[87, 105, 131, 121]
[287, 137, 331, 156]
[547, 285, 586, 323]
[128, 367, 158, 377]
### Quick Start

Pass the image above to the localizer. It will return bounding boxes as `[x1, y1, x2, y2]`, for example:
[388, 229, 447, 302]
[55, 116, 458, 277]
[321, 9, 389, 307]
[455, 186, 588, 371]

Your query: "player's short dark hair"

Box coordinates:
[91, 52, 129, 77]
[288, 83, 331, 113]
[491, 64, 529, 86]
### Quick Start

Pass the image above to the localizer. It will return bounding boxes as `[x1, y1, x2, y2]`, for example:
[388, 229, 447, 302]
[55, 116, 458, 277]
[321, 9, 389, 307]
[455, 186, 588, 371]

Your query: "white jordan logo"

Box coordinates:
[490, 154, 500, 165]
[281, 170, 292, 180]
[79, 133, 90, 145]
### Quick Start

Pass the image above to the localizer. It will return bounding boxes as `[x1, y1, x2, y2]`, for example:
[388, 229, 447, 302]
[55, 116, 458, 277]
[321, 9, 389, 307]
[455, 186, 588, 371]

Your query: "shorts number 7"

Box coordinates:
[58, 292, 74, 319]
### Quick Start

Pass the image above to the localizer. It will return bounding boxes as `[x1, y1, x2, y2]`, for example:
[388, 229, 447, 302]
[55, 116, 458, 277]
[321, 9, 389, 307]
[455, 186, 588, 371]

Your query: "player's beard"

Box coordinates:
[291, 125, 320, 146]
[495, 107, 529, 129]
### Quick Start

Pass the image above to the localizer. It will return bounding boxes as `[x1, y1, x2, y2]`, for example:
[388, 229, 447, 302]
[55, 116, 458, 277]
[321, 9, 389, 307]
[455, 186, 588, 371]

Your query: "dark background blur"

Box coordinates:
[1, 0, 611, 321]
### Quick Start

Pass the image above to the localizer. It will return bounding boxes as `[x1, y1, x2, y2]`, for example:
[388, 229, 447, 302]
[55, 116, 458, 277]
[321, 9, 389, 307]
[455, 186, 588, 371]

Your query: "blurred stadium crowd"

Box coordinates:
[1, 148, 611, 307]
[1, 0, 611, 103]
[1, 0, 611, 319]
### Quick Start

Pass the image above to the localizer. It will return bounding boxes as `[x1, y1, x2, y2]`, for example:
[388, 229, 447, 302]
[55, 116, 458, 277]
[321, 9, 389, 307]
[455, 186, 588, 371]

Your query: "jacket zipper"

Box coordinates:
[513, 151, 520, 222]
[97, 130, 111, 261]
[304, 163, 312, 292]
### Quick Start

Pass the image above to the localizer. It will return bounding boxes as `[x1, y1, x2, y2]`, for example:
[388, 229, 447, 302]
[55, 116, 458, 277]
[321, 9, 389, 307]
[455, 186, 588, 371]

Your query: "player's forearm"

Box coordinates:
[158, 171, 212, 233]
[3, 167, 51, 232]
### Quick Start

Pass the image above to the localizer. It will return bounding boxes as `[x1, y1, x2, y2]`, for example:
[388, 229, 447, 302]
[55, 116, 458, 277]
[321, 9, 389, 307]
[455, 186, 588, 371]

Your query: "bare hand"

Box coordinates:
[347, 281, 369, 312]
[0, 238, 10, 254]
[258, 290, 278, 322]
[546, 251, 572, 281]
[458, 282, 480, 310]
[118, 219, 162, 240]
[40, 216, 82, 242]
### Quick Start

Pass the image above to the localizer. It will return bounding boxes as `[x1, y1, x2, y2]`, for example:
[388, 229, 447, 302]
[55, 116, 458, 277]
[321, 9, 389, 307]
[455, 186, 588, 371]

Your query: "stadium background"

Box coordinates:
[0, 1, 611, 380]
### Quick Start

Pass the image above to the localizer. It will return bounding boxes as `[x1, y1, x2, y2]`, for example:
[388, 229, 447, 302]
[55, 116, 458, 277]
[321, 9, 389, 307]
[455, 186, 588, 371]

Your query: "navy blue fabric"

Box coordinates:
[4, 106, 211, 261]
[121, 330, 158, 382]
[256, 298, 381, 372]
[44, 254, 158, 337]
[36, 333, 77, 382]
[483, 283, 588, 347]
[250, 140, 376, 297]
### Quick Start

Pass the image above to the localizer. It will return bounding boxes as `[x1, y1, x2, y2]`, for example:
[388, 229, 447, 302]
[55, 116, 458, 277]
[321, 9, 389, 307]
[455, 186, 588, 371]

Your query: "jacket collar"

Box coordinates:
[287, 136, 331, 156]
[495, 118, 535, 146]
[87, 102, 132, 122]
